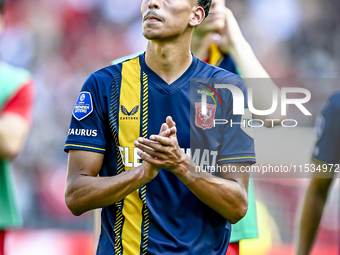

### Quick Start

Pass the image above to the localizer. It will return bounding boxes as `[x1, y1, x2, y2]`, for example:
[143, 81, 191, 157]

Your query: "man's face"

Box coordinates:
[141, 0, 197, 40]
[196, 0, 225, 34]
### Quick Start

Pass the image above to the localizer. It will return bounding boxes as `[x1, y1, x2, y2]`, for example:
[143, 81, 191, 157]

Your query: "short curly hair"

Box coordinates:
[197, 0, 212, 19]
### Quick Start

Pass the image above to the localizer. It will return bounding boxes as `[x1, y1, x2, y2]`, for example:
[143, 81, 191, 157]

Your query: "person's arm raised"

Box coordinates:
[214, 8, 284, 125]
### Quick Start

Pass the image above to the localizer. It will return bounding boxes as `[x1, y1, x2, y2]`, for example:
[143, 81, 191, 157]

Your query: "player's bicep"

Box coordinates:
[66, 150, 104, 183]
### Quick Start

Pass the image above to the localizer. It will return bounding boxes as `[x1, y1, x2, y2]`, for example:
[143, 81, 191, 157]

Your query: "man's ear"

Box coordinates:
[189, 6, 205, 27]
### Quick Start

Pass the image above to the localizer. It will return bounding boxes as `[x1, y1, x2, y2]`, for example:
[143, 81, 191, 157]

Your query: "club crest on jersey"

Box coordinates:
[120, 105, 139, 120]
[195, 102, 216, 130]
[73, 91, 93, 121]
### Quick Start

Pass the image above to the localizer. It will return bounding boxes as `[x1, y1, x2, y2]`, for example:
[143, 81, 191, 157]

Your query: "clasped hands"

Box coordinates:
[134, 116, 189, 177]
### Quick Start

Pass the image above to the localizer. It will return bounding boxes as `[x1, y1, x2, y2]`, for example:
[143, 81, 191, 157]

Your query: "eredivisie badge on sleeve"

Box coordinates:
[73, 91, 93, 121]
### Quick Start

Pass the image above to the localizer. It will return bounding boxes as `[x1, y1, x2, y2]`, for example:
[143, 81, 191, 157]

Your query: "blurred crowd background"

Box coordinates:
[1, 0, 339, 254]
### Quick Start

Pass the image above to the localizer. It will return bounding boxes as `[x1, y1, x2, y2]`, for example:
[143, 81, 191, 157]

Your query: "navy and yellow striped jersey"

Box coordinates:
[65, 53, 256, 255]
[313, 92, 340, 164]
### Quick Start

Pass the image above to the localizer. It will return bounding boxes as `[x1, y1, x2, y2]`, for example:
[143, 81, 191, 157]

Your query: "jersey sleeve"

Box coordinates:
[64, 73, 108, 154]
[1, 80, 34, 124]
[312, 94, 340, 164]
[217, 79, 256, 165]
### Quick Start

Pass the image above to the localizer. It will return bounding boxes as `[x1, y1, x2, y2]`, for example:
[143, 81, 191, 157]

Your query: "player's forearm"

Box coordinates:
[65, 165, 152, 216]
[296, 182, 329, 255]
[229, 41, 269, 78]
[229, 41, 283, 124]
[175, 159, 249, 223]
[187, 177, 248, 224]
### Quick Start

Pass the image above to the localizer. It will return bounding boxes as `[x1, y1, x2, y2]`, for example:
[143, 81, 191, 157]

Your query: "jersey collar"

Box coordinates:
[139, 52, 199, 95]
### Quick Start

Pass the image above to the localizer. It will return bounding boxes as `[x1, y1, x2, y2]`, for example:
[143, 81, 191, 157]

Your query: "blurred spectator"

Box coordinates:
[0, 2, 34, 254]
[296, 92, 340, 255]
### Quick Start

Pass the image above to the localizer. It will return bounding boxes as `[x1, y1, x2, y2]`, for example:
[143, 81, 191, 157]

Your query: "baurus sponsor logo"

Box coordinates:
[68, 128, 98, 137]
